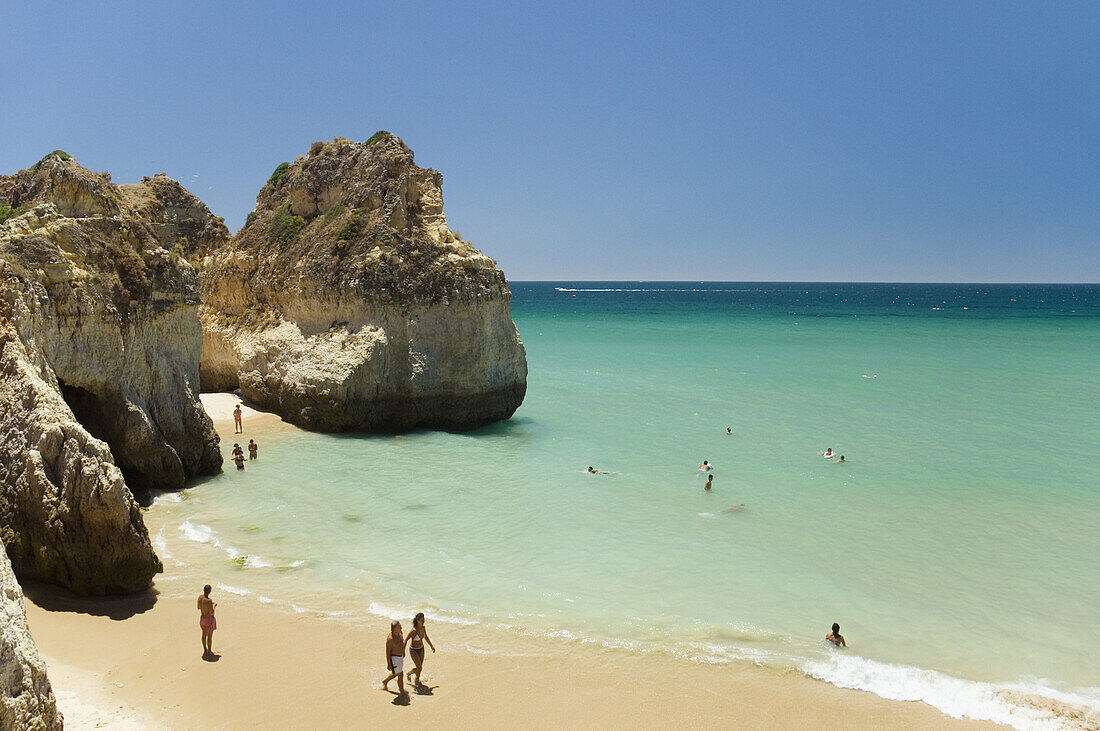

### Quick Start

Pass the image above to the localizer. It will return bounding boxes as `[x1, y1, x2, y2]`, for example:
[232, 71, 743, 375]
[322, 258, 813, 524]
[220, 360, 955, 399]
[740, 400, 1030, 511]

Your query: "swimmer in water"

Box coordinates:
[839, 455, 845, 463]
[726, 427, 732, 435]
[699, 460, 712, 471]
[725, 504, 745, 512]
[588, 466, 600, 474]
[826, 622, 846, 647]
[824, 448, 834, 459]
[704, 474, 713, 491]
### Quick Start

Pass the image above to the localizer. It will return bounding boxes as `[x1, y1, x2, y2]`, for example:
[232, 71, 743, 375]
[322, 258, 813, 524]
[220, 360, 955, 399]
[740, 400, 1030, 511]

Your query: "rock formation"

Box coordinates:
[0, 153, 223, 593]
[194, 133, 527, 431]
[0, 550, 62, 730]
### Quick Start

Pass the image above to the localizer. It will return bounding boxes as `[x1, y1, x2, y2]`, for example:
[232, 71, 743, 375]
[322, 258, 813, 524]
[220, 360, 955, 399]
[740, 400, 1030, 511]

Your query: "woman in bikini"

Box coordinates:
[405, 612, 436, 685]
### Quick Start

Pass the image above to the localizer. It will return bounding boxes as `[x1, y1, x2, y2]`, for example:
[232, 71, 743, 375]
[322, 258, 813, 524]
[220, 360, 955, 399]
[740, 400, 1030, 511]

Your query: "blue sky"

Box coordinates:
[2, 1, 1096, 281]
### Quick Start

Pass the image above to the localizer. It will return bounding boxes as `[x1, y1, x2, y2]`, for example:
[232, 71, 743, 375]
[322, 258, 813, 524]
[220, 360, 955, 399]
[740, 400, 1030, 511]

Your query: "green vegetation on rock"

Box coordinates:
[269, 205, 304, 242]
[32, 150, 74, 171]
[322, 203, 346, 225]
[336, 210, 362, 242]
[365, 131, 390, 146]
[0, 203, 30, 224]
[267, 161, 291, 187]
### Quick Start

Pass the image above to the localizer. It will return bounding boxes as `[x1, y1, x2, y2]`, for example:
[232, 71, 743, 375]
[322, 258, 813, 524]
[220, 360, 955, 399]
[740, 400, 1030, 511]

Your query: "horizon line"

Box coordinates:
[508, 280, 1100, 286]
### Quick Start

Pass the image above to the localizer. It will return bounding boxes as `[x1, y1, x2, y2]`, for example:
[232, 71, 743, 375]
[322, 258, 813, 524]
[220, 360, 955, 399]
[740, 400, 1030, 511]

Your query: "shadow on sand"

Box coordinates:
[382, 689, 411, 706]
[382, 681, 437, 705]
[22, 581, 158, 621]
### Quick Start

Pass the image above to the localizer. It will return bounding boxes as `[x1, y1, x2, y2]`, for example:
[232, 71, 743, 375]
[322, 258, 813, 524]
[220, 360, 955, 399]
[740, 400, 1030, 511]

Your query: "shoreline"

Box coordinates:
[24, 394, 1003, 728]
[25, 583, 998, 729]
[199, 392, 295, 439]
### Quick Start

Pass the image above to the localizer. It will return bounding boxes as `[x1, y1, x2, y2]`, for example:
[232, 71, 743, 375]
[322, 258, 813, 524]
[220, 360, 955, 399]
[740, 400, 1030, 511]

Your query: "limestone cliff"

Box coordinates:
[0, 551, 62, 730]
[0, 153, 223, 593]
[195, 133, 527, 431]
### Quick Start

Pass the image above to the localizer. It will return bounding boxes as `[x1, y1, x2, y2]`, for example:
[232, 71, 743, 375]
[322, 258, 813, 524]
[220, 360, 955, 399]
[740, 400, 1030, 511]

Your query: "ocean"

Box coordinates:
[150, 282, 1100, 728]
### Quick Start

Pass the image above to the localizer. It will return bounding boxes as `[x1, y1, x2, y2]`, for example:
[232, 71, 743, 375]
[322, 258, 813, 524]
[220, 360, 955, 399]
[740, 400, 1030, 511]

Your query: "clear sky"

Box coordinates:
[2, 1, 1097, 282]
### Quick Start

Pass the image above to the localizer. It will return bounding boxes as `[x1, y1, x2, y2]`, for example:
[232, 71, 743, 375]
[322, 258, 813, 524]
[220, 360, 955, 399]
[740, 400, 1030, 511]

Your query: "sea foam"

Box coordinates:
[177, 520, 283, 570]
[802, 654, 1100, 730]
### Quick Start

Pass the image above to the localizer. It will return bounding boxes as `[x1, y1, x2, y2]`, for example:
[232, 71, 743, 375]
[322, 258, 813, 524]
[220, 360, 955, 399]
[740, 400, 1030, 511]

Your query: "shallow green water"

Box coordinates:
[152, 283, 1100, 728]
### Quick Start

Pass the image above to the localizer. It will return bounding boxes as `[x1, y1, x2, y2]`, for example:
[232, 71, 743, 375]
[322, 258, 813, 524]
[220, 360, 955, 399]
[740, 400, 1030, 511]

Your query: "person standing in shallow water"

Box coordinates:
[248, 439, 258, 460]
[405, 612, 435, 686]
[705, 474, 713, 491]
[826, 622, 846, 647]
[383, 620, 406, 696]
[233, 403, 243, 434]
[198, 584, 217, 657]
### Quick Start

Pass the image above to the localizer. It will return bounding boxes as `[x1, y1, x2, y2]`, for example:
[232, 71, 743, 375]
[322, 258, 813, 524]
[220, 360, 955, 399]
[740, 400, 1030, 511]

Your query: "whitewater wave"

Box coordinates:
[365, 600, 479, 626]
[151, 491, 183, 505]
[177, 520, 302, 572]
[215, 583, 251, 596]
[469, 616, 1097, 730]
[802, 654, 1100, 730]
[150, 532, 171, 561]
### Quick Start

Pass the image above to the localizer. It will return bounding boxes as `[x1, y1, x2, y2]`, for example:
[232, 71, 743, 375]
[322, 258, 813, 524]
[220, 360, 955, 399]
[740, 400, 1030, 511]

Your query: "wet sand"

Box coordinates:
[25, 584, 998, 729]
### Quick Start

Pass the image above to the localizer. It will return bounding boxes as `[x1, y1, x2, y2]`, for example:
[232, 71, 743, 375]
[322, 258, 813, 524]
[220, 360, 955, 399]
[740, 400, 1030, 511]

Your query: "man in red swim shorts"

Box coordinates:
[198, 584, 218, 658]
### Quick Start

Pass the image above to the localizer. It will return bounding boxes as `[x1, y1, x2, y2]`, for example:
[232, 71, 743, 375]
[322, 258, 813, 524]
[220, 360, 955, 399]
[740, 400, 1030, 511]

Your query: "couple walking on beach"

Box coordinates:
[383, 613, 435, 697]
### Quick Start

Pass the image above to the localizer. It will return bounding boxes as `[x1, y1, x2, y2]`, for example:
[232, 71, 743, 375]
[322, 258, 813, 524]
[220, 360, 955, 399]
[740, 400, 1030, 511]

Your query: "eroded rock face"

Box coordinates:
[195, 134, 527, 431]
[0, 155, 223, 593]
[0, 550, 62, 730]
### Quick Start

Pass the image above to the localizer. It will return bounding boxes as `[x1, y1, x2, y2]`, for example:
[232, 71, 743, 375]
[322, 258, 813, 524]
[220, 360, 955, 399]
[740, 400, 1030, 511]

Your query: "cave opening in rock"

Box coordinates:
[55, 379, 153, 504]
[56, 379, 112, 444]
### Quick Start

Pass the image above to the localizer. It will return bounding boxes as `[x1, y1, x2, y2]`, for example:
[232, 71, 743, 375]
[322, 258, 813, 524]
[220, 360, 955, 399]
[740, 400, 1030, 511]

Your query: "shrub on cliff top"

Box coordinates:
[365, 131, 390, 146]
[32, 150, 74, 171]
[267, 161, 291, 187]
[269, 205, 304, 242]
[309, 141, 324, 157]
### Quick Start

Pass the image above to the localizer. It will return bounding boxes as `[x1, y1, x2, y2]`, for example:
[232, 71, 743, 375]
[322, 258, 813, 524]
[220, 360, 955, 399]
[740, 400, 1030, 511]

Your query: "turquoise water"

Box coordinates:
[152, 283, 1100, 728]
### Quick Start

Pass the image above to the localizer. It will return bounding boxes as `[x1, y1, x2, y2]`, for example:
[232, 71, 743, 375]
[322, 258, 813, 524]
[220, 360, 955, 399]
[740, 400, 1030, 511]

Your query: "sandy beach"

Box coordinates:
[15, 392, 1004, 729]
[24, 585, 1001, 730]
[200, 392, 290, 439]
